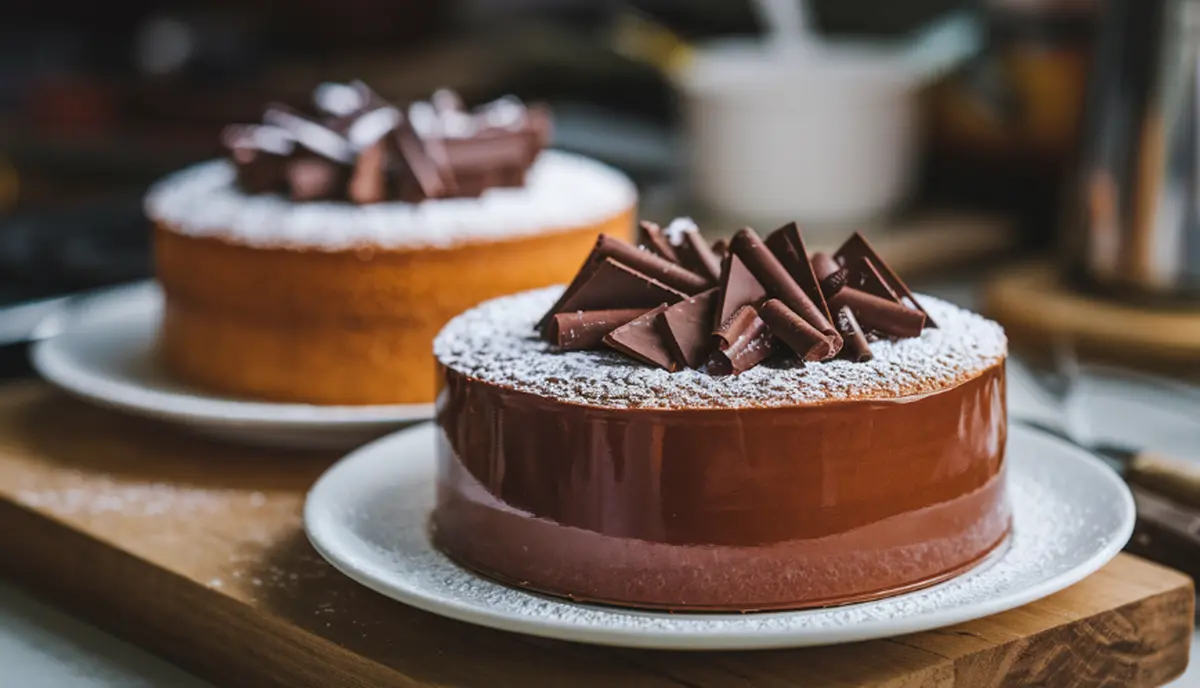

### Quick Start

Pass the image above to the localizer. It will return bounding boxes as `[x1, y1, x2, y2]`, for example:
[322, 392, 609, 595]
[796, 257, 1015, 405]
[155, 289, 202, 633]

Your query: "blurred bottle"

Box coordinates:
[925, 0, 1097, 243]
[1065, 0, 1200, 302]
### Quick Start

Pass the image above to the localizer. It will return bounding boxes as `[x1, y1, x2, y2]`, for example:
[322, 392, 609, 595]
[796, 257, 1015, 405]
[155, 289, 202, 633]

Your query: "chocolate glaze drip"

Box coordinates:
[432, 362, 1010, 611]
[223, 81, 552, 204]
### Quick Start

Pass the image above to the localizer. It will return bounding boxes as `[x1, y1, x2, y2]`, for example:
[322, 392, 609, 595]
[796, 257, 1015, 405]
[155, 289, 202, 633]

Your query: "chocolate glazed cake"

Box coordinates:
[432, 220, 1009, 612]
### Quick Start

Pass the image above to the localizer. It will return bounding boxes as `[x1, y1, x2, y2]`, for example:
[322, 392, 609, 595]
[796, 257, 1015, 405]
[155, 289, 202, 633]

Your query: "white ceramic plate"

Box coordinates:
[304, 423, 1134, 650]
[31, 282, 434, 449]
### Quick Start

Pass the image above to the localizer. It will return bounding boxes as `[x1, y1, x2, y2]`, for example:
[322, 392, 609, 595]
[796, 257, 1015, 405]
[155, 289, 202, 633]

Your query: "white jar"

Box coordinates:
[676, 40, 920, 227]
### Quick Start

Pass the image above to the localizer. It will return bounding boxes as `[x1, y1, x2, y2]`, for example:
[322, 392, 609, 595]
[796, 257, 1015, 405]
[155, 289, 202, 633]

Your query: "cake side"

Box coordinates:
[145, 151, 636, 252]
[434, 287, 1007, 409]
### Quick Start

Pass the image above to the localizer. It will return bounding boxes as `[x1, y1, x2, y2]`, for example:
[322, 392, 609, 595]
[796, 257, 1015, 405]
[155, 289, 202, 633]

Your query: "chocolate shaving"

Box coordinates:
[551, 258, 686, 318]
[765, 222, 834, 329]
[730, 227, 841, 360]
[656, 288, 718, 369]
[548, 308, 646, 351]
[675, 230, 723, 285]
[834, 232, 936, 328]
[757, 299, 836, 362]
[830, 287, 925, 338]
[847, 256, 901, 303]
[713, 251, 767, 331]
[637, 221, 679, 262]
[229, 84, 550, 204]
[604, 304, 677, 371]
[834, 306, 873, 362]
[285, 155, 347, 201]
[707, 305, 777, 376]
[810, 252, 849, 296]
[595, 234, 709, 294]
[711, 239, 729, 261]
[537, 234, 705, 332]
[348, 138, 389, 204]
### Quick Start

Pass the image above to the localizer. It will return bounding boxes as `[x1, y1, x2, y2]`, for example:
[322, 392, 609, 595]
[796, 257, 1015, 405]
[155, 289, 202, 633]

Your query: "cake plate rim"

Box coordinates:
[303, 422, 1135, 650]
[30, 281, 434, 449]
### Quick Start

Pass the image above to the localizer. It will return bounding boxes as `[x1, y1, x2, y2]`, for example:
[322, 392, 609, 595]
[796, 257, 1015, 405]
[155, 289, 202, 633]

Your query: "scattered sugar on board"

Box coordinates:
[434, 287, 1007, 409]
[349, 451, 1109, 635]
[144, 150, 635, 251]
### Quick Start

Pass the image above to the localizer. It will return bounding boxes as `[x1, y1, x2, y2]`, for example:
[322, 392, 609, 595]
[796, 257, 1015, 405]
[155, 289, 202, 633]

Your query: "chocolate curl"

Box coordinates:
[223, 124, 292, 194]
[848, 256, 901, 303]
[810, 252, 849, 296]
[637, 221, 679, 262]
[834, 232, 936, 328]
[656, 288, 718, 369]
[765, 222, 833, 327]
[537, 235, 706, 332]
[835, 306, 873, 362]
[548, 308, 646, 351]
[757, 299, 836, 362]
[712, 251, 767, 330]
[675, 230, 723, 284]
[603, 304, 678, 371]
[264, 104, 355, 164]
[394, 117, 453, 201]
[594, 235, 709, 294]
[706, 305, 777, 375]
[711, 239, 729, 261]
[285, 155, 348, 201]
[547, 258, 685, 323]
[348, 138, 389, 204]
[830, 287, 925, 338]
[730, 228, 841, 360]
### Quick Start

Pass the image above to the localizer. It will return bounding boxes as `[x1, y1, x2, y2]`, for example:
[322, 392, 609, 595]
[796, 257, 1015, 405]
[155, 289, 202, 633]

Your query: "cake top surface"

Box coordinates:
[434, 286, 1007, 410]
[144, 150, 635, 250]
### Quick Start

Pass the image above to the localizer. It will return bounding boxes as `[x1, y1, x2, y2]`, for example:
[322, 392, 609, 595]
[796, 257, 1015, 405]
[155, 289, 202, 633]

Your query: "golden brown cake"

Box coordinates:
[146, 84, 636, 405]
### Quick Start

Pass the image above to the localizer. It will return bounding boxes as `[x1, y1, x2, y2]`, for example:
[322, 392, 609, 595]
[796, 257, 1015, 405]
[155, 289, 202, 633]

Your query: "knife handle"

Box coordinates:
[1124, 485, 1200, 582]
[1125, 453, 1200, 511]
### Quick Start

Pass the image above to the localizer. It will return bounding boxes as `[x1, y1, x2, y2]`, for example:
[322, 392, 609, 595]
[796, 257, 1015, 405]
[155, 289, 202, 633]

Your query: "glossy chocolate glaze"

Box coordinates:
[432, 362, 1009, 611]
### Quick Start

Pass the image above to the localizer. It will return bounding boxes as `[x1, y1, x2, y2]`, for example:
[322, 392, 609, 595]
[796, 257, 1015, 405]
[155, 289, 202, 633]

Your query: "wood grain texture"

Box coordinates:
[982, 260, 1200, 374]
[0, 382, 1191, 688]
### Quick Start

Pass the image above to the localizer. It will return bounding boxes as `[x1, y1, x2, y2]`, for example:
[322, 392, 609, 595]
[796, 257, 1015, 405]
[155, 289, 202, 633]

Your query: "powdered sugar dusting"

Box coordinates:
[434, 288, 1007, 409]
[145, 150, 635, 251]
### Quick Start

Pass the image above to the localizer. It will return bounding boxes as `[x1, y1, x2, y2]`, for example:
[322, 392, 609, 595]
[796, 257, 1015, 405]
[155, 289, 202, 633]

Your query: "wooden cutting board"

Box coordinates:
[0, 382, 1192, 688]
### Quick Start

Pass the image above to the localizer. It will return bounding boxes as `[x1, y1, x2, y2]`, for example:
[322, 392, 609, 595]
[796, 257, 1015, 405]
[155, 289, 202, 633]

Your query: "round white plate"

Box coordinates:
[31, 282, 434, 449]
[304, 423, 1135, 650]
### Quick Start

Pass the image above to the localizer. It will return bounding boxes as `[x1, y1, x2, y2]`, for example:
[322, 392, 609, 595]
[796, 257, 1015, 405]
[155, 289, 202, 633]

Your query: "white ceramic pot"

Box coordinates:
[677, 40, 921, 227]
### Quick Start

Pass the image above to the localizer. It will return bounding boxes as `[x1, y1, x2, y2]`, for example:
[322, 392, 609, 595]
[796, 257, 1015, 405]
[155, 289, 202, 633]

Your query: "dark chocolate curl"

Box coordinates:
[707, 305, 777, 375]
[847, 256, 900, 303]
[550, 258, 685, 318]
[831, 287, 926, 338]
[603, 304, 678, 371]
[835, 305, 873, 362]
[711, 239, 729, 261]
[657, 288, 718, 369]
[713, 251, 767, 331]
[765, 222, 833, 328]
[675, 231, 722, 284]
[536, 235, 698, 331]
[595, 235, 709, 294]
[811, 252, 850, 297]
[835, 232, 936, 328]
[637, 221, 680, 262]
[549, 308, 647, 351]
[730, 228, 841, 351]
[757, 299, 837, 362]
[286, 156, 347, 201]
[348, 138, 389, 204]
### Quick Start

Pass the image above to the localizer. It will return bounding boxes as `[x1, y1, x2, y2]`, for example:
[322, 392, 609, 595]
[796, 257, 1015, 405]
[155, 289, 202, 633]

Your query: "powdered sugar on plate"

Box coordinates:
[144, 150, 635, 251]
[433, 287, 1007, 409]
